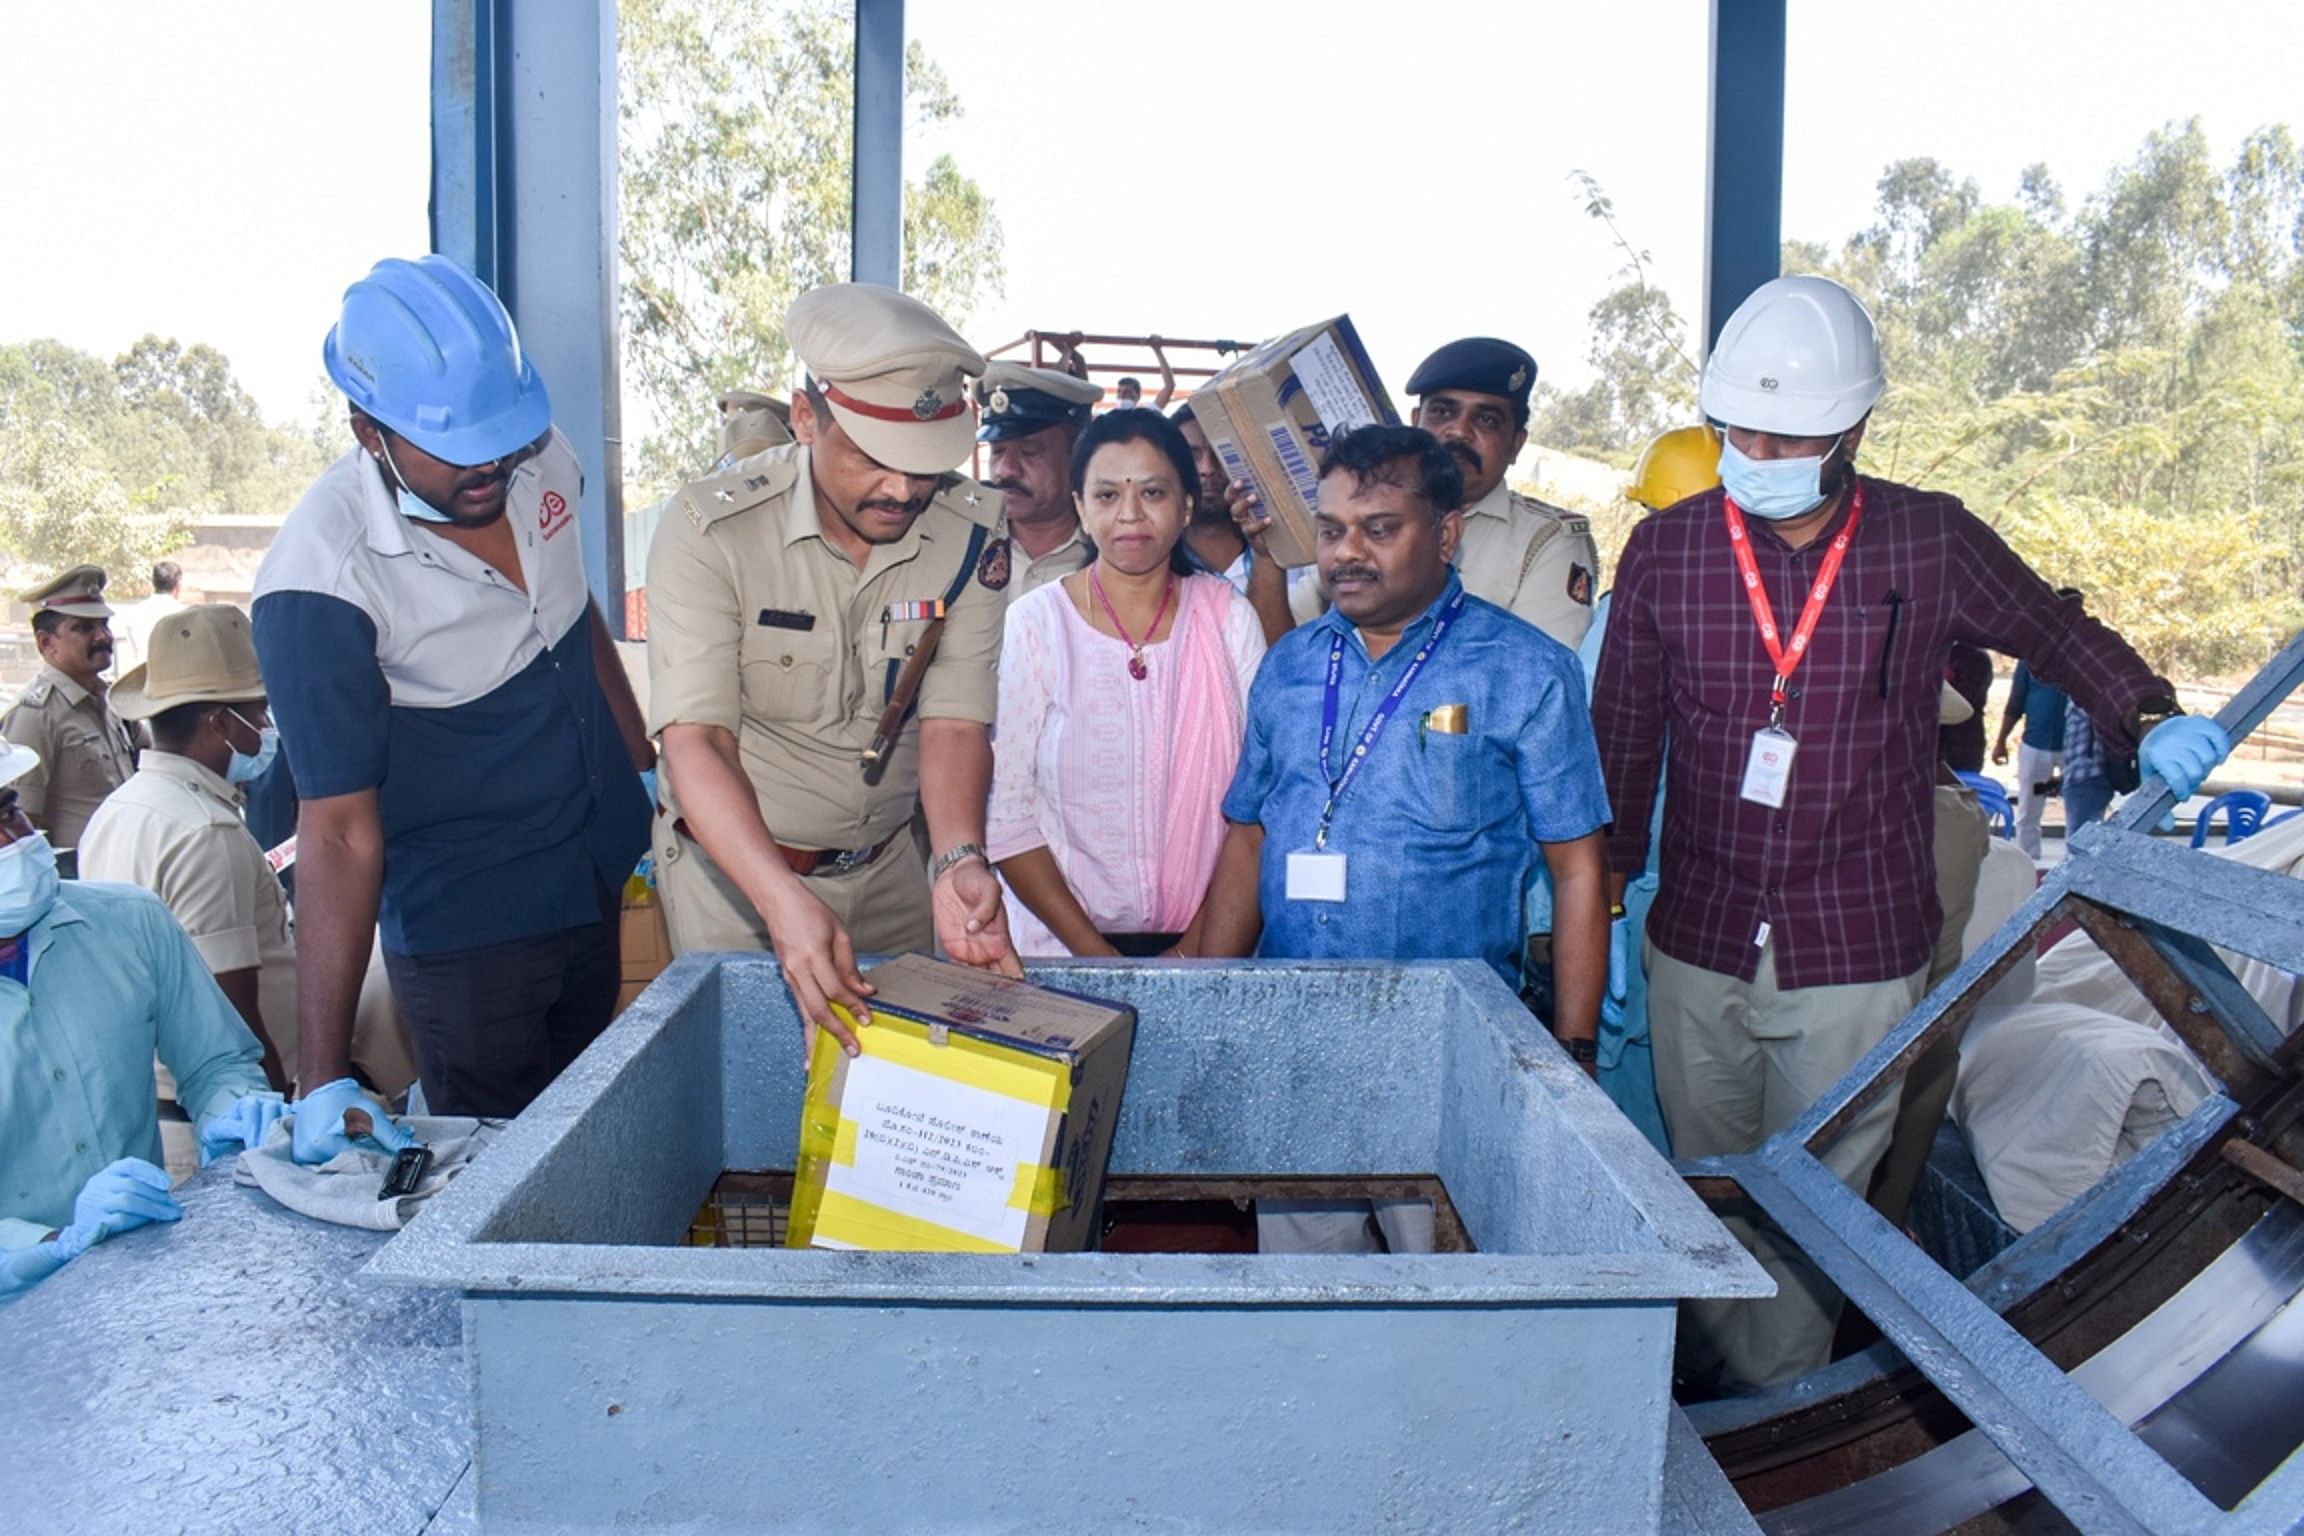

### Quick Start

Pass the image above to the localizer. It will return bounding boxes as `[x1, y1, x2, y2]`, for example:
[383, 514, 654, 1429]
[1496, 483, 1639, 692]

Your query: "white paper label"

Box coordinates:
[1291, 332, 1379, 435]
[1740, 727, 1797, 809]
[818, 1053, 1051, 1249]
[1286, 848, 1350, 902]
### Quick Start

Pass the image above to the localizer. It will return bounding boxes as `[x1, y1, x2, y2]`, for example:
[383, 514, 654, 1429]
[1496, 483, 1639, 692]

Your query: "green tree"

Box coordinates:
[618, 0, 1005, 495]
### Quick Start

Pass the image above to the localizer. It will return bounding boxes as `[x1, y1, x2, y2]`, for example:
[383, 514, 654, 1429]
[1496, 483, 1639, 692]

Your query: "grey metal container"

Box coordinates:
[371, 955, 1768, 1534]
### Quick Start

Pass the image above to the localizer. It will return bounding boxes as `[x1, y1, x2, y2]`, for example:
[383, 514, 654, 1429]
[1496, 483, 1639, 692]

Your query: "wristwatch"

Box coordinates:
[1557, 1035, 1598, 1064]
[929, 841, 988, 883]
[2128, 693, 2182, 742]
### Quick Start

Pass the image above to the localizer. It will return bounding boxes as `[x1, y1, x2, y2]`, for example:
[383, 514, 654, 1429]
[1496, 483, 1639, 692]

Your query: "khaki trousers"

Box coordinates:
[1649, 942, 1927, 1392]
[653, 807, 934, 960]
[1869, 785, 1992, 1226]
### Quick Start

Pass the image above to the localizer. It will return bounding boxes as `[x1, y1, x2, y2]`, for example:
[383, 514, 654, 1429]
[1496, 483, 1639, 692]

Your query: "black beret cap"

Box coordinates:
[1405, 337, 1538, 410]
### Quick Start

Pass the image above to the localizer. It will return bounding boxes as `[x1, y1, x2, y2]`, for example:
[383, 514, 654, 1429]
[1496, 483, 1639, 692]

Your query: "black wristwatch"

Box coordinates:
[1558, 1035, 1598, 1064]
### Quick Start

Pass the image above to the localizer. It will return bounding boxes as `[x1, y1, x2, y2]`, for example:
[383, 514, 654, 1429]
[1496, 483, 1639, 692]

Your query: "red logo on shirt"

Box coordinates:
[539, 489, 572, 540]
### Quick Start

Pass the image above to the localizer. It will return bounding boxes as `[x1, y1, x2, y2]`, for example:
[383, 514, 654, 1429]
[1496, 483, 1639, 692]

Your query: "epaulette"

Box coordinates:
[19, 676, 52, 707]
[1513, 490, 1590, 535]
[676, 449, 799, 532]
[932, 474, 1005, 530]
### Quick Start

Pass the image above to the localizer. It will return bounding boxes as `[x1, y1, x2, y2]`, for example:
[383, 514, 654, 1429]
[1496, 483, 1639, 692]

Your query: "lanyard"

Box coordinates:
[1723, 483, 1865, 729]
[1314, 588, 1465, 848]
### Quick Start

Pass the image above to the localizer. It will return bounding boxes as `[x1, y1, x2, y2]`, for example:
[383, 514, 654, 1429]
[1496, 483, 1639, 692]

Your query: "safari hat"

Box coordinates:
[111, 603, 267, 721]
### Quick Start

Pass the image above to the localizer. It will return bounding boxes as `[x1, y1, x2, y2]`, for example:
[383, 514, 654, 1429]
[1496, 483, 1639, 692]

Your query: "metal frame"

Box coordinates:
[1705, 0, 1787, 350]
[1684, 628, 2304, 1533]
[851, 0, 904, 287]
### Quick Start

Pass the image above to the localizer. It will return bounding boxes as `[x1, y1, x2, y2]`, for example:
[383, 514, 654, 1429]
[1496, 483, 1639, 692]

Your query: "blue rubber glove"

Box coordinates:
[2138, 716, 2232, 801]
[290, 1077, 417, 1166]
[1606, 915, 1632, 1003]
[195, 1092, 289, 1167]
[51, 1158, 181, 1262]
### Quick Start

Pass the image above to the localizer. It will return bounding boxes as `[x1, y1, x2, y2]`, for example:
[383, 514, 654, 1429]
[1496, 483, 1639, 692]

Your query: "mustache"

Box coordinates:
[457, 468, 508, 494]
[984, 478, 1025, 497]
[1328, 564, 1381, 585]
[860, 495, 929, 518]
[1445, 441, 1483, 471]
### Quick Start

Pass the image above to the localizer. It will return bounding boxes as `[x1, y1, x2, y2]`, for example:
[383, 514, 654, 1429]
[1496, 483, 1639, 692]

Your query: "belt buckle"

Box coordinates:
[825, 842, 872, 875]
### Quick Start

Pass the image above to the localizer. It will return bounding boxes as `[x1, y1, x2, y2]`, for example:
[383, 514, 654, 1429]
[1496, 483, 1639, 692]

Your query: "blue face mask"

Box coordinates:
[378, 439, 453, 524]
[224, 709, 280, 785]
[1719, 434, 1845, 521]
[0, 831, 61, 936]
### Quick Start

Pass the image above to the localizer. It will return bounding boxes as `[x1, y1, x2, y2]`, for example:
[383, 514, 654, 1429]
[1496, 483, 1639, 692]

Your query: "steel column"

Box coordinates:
[1704, 0, 1786, 351]
[430, 0, 626, 627]
[852, 0, 905, 287]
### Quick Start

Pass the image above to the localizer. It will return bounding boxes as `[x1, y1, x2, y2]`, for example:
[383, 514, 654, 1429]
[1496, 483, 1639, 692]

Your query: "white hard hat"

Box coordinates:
[0, 742, 38, 790]
[1701, 275, 1884, 437]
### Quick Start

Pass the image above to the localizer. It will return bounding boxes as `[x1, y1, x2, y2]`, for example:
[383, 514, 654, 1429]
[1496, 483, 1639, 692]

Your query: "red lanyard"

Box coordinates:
[1723, 482, 1864, 727]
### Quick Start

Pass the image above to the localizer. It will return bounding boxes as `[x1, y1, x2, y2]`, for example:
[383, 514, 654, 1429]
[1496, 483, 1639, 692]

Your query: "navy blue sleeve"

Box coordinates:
[252, 590, 391, 800]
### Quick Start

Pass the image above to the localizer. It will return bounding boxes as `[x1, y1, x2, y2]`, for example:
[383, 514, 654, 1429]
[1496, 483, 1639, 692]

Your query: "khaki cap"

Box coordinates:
[787, 283, 986, 475]
[717, 389, 793, 462]
[111, 603, 267, 721]
[20, 564, 113, 620]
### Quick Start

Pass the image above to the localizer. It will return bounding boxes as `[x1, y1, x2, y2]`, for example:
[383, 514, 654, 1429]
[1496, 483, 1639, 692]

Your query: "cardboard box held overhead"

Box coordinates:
[1186, 315, 1399, 568]
[786, 954, 1136, 1253]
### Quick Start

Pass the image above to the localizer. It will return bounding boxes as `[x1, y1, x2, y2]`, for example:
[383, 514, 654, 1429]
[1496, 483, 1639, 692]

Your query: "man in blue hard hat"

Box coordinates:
[252, 254, 654, 1163]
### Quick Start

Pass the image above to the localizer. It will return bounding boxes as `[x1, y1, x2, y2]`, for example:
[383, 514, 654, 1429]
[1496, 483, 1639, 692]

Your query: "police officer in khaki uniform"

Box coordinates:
[713, 388, 793, 469]
[647, 284, 1022, 1048]
[1407, 338, 1600, 648]
[2, 565, 141, 851]
[974, 361, 1101, 594]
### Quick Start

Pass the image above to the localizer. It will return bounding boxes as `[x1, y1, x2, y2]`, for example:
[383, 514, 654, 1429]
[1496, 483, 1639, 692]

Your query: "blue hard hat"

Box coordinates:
[323, 255, 552, 466]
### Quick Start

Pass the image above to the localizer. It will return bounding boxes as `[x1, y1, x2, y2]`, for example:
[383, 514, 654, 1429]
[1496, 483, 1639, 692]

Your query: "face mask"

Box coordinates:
[378, 438, 453, 524]
[0, 832, 61, 936]
[1719, 435, 1844, 521]
[224, 709, 280, 785]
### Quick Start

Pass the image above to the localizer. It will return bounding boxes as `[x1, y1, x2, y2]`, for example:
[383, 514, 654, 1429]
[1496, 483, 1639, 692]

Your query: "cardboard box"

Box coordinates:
[614, 893, 672, 1016]
[786, 954, 1136, 1253]
[1187, 315, 1399, 567]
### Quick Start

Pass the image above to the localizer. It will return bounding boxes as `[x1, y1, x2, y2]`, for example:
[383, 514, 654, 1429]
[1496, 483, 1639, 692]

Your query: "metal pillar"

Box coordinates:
[430, 0, 626, 629]
[852, 0, 905, 288]
[1704, 0, 1786, 351]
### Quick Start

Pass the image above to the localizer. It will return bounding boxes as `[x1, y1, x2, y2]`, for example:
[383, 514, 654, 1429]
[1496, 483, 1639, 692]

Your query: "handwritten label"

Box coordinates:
[1290, 332, 1380, 436]
[819, 1054, 1051, 1248]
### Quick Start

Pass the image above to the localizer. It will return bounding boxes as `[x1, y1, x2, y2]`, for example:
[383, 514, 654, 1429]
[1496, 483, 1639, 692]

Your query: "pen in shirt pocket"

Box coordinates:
[1419, 703, 1469, 748]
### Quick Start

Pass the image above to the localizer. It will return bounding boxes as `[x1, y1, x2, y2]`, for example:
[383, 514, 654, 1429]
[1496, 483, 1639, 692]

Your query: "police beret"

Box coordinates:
[1405, 337, 1539, 411]
[19, 563, 112, 619]
[973, 362, 1100, 443]
[786, 284, 987, 475]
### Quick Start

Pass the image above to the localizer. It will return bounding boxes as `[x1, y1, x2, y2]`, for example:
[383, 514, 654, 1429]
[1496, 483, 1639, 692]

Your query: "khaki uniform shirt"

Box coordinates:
[79, 751, 298, 1080]
[0, 665, 140, 848]
[1004, 519, 1093, 596]
[646, 443, 1008, 852]
[1454, 482, 1600, 649]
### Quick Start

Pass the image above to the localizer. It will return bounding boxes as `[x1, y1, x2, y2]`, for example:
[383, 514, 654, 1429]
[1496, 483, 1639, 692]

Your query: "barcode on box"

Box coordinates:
[1267, 423, 1319, 509]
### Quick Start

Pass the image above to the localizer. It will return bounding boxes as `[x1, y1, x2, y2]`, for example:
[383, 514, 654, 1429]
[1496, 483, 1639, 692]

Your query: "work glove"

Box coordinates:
[52, 1158, 181, 1262]
[2138, 716, 2232, 802]
[195, 1091, 289, 1167]
[1598, 913, 1632, 1035]
[290, 1077, 417, 1167]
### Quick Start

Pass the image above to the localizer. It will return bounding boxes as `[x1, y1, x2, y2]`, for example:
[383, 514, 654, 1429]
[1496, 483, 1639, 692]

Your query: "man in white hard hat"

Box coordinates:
[0, 740, 281, 1301]
[1591, 274, 2231, 1393]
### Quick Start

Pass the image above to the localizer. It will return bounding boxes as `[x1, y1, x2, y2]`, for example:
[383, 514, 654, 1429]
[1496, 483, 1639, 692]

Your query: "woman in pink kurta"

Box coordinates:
[988, 410, 1265, 956]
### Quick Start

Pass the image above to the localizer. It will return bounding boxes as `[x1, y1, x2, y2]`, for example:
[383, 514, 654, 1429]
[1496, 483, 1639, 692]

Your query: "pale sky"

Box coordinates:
[4, 1, 2301, 429]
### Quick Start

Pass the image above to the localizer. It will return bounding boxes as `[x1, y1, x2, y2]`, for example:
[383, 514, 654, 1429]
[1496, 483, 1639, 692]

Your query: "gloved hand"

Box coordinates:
[52, 1158, 181, 1262]
[290, 1077, 417, 1167]
[2138, 715, 2232, 802]
[1607, 914, 1632, 1004]
[196, 1091, 289, 1167]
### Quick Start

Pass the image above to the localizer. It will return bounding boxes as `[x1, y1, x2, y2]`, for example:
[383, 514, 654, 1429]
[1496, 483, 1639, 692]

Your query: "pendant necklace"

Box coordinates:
[1089, 565, 1176, 682]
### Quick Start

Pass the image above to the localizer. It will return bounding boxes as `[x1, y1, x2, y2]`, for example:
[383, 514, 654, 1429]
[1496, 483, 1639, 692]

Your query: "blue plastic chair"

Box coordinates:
[2191, 789, 2271, 849]
[1955, 771, 2017, 841]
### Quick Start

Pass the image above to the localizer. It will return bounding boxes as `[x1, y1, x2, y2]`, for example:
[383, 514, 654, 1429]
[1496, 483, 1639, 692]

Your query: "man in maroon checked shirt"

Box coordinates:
[1591, 275, 2232, 1394]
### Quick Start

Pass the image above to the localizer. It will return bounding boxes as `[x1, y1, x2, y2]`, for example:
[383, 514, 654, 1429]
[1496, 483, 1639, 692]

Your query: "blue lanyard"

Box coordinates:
[1314, 588, 1465, 849]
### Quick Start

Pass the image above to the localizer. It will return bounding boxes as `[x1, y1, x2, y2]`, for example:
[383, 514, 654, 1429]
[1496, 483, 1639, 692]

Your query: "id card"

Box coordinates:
[1286, 849, 1349, 902]
[1739, 727, 1797, 809]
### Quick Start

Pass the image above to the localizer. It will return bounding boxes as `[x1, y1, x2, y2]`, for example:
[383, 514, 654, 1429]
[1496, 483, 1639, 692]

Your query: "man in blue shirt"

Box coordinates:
[0, 742, 281, 1299]
[1197, 425, 1612, 1251]
[1994, 654, 2072, 860]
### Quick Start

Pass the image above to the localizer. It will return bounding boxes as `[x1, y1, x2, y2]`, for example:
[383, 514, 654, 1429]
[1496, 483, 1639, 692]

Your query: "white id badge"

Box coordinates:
[1739, 727, 1798, 808]
[1286, 849, 1349, 902]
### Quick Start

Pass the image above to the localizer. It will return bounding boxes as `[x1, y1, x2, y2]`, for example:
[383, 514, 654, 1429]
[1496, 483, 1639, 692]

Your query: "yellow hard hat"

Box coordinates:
[1626, 425, 1722, 512]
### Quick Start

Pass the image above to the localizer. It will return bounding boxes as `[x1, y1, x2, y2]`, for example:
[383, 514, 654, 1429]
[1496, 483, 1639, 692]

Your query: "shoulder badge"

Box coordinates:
[977, 537, 1012, 591]
[21, 676, 51, 706]
[1559, 514, 1591, 535]
[1568, 563, 1593, 607]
